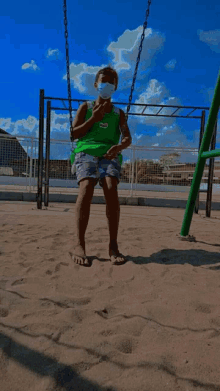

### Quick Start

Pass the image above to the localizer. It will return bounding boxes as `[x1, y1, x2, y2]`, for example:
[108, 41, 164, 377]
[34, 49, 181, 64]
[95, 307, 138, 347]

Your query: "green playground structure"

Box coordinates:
[180, 70, 220, 238]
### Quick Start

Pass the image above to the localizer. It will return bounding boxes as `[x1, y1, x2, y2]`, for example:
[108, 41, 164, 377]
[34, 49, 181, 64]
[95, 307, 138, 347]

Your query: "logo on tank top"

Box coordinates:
[99, 122, 109, 128]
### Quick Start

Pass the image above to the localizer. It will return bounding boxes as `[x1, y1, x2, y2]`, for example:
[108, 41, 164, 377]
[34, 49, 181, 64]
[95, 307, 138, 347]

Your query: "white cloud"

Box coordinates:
[64, 26, 165, 96]
[63, 62, 105, 94]
[0, 116, 39, 137]
[165, 59, 177, 70]
[109, 26, 165, 71]
[46, 48, 63, 60]
[0, 112, 73, 159]
[0, 110, 74, 140]
[21, 60, 40, 71]
[123, 77, 203, 155]
[21, 48, 63, 74]
[197, 29, 220, 53]
[131, 78, 182, 128]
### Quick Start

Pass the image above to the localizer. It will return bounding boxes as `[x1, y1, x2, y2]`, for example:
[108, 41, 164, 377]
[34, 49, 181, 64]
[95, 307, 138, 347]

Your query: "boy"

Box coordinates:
[70, 66, 132, 266]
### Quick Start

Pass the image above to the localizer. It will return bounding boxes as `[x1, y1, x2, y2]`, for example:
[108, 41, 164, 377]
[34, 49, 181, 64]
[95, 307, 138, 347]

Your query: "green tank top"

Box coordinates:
[70, 100, 123, 166]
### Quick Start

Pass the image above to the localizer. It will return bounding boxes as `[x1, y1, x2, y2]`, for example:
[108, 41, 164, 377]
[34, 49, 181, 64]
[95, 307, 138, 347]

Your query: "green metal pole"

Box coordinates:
[180, 70, 220, 237]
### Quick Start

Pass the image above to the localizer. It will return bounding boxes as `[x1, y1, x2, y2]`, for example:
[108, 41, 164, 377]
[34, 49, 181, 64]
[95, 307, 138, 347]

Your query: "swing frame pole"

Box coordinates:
[180, 70, 220, 238]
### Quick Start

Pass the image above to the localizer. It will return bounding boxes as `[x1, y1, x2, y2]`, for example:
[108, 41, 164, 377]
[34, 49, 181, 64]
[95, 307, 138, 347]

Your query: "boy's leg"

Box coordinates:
[72, 152, 99, 266]
[72, 178, 97, 266]
[98, 157, 126, 265]
[75, 178, 97, 245]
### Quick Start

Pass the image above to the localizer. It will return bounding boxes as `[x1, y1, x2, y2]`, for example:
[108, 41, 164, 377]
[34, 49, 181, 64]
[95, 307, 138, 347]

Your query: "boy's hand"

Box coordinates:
[103, 145, 121, 160]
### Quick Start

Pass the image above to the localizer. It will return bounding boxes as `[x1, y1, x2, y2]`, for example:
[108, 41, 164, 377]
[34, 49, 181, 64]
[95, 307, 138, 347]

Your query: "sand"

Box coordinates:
[1, 201, 220, 391]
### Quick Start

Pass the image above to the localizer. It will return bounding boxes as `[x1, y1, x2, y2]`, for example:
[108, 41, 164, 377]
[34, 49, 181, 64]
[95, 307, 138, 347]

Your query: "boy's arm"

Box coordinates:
[117, 109, 132, 152]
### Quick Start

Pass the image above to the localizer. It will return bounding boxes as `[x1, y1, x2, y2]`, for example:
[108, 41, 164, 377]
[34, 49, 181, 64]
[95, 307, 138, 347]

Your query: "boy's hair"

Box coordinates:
[95, 65, 118, 90]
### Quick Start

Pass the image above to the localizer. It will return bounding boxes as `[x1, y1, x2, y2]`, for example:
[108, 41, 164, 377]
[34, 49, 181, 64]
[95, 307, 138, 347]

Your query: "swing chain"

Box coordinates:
[63, 0, 74, 145]
[125, 0, 152, 123]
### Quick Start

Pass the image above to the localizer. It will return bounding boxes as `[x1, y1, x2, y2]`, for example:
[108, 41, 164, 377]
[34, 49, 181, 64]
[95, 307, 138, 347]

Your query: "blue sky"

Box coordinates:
[0, 0, 220, 162]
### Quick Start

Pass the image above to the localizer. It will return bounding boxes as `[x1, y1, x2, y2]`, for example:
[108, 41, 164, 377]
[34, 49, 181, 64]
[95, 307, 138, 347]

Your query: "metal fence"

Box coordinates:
[1, 131, 220, 201]
[0, 134, 39, 192]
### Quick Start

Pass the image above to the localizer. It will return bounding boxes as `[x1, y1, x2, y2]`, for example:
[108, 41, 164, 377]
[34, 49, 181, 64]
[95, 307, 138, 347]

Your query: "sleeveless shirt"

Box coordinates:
[70, 100, 123, 166]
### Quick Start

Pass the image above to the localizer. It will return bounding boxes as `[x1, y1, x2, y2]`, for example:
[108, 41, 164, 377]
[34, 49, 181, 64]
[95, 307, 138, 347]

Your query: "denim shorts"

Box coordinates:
[72, 152, 122, 187]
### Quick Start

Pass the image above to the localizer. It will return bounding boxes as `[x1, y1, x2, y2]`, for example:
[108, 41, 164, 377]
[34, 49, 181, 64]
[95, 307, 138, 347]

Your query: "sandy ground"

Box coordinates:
[1, 201, 220, 391]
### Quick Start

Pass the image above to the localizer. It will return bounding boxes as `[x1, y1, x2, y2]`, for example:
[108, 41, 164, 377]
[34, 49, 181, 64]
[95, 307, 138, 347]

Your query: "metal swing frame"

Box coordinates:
[37, 0, 220, 240]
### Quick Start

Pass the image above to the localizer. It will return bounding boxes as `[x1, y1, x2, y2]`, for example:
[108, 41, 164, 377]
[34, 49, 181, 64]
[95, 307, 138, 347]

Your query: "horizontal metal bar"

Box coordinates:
[201, 149, 220, 159]
[45, 96, 210, 110]
[50, 106, 201, 119]
[50, 107, 79, 111]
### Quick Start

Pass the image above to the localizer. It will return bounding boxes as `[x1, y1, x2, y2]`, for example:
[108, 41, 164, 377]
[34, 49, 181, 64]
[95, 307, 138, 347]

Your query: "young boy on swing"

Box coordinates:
[70, 66, 132, 266]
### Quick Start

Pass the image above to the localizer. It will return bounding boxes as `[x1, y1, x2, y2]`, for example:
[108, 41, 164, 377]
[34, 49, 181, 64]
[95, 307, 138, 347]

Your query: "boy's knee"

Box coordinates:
[79, 178, 97, 188]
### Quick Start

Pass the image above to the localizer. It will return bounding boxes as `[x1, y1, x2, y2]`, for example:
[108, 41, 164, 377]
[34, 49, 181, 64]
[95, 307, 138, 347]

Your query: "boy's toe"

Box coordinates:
[110, 253, 127, 265]
[71, 254, 91, 267]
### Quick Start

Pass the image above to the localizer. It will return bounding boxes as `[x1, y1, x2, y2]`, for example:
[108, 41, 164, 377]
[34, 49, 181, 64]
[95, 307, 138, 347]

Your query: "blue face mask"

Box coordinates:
[97, 82, 115, 99]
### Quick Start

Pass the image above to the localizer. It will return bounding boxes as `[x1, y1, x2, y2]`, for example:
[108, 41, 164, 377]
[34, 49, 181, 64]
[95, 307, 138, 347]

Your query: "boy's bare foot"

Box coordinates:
[109, 242, 127, 265]
[70, 243, 91, 267]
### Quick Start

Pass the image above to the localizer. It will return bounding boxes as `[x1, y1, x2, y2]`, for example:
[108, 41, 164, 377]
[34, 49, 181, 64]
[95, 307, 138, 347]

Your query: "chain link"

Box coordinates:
[125, 0, 152, 122]
[63, 0, 74, 145]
